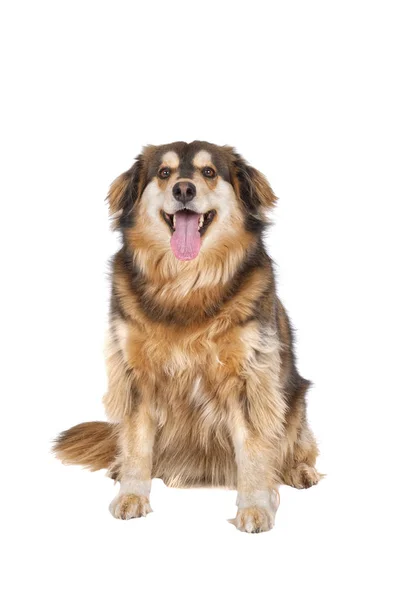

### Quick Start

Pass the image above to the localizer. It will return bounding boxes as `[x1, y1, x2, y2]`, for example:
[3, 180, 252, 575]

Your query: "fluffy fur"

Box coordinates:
[54, 141, 321, 533]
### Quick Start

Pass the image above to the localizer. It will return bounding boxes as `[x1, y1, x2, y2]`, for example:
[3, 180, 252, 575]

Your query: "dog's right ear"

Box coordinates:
[107, 154, 144, 229]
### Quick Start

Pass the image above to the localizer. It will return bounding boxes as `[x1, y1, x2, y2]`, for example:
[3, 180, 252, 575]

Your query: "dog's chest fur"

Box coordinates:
[109, 316, 264, 421]
[120, 315, 262, 391]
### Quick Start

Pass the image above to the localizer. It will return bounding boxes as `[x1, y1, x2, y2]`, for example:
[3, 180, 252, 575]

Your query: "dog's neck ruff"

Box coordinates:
[116, 242, 269, 327]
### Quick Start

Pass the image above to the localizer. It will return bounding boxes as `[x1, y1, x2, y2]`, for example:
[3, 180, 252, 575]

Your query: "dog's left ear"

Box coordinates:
[107, 154, 144, 228]
[231, 152, 277, 212]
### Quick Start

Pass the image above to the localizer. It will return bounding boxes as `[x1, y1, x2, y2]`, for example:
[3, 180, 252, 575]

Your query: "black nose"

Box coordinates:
[172, 181, 196, 204]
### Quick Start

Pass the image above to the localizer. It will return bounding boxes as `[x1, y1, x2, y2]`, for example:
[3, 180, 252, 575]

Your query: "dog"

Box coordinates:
[54, 141, 321, 533]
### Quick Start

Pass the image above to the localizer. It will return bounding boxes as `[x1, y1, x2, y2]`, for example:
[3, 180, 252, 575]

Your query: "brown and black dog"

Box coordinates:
[54, 141, 321, 533]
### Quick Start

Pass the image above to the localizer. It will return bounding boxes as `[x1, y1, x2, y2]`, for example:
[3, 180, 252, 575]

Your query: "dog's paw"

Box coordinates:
[109, 493, 152, 520]
[230, 506, 275, 533]
[289, 464, 322, 489]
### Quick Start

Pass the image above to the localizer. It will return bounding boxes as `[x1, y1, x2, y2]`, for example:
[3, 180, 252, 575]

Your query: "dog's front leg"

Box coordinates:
[228, 410, 280, 533]
[109, 402, 156, 520]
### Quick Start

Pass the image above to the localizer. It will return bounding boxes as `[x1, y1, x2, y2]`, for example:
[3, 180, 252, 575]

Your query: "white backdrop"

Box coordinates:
[1, 1, 399, 599]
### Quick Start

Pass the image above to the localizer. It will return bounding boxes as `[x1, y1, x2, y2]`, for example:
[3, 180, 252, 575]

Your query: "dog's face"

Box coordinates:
[108, 141, 276, 279]
[138, 142, 245, 262]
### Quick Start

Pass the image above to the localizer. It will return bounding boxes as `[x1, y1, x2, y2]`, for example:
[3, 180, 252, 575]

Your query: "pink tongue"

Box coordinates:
[171, 211, 201, 261]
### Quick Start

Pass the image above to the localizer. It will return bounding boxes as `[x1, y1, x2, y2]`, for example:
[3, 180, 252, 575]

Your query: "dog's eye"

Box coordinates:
[202, 167, 216, 178]
[159, 167, 171, 179]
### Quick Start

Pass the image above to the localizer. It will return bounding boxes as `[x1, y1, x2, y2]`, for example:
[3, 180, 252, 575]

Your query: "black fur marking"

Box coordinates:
[235, 161, 261, 212]
[244, 213, 266, 235]
[114, 156, 144, 230]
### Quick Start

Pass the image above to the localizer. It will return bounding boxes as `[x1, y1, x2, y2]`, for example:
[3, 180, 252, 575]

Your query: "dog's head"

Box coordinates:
[108, 141, 276, 280]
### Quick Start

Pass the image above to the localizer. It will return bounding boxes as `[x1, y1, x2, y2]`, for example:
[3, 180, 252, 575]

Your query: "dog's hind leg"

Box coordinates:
[281, 423, 322, 489]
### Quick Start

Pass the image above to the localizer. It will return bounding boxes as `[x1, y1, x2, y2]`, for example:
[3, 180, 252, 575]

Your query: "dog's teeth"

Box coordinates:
[198, 214, 204, 230]
[173, 214, 176, 228]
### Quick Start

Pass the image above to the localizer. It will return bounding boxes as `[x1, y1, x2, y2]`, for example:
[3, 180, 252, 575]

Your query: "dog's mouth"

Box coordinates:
[161, 209, 216, 261]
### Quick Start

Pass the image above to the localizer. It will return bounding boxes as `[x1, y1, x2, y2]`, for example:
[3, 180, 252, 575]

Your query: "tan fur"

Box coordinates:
[54, 421, 118, 471]
[54, 141, 321, 533]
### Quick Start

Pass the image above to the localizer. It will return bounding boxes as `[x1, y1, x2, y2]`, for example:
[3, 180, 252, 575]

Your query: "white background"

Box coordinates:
[1, 1, 399, 598]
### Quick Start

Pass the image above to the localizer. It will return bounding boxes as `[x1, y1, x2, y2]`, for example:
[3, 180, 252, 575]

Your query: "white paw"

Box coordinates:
[231, 506, 275, 533]
[231, 489, 279, 533]
[109, 493, 152, 520]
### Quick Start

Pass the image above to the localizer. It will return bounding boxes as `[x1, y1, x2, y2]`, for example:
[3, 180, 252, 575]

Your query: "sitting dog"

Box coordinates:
[54, 141, 321, 533]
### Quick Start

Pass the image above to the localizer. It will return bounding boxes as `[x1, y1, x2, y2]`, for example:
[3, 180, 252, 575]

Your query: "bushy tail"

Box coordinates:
[53, 421, 118, 472]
